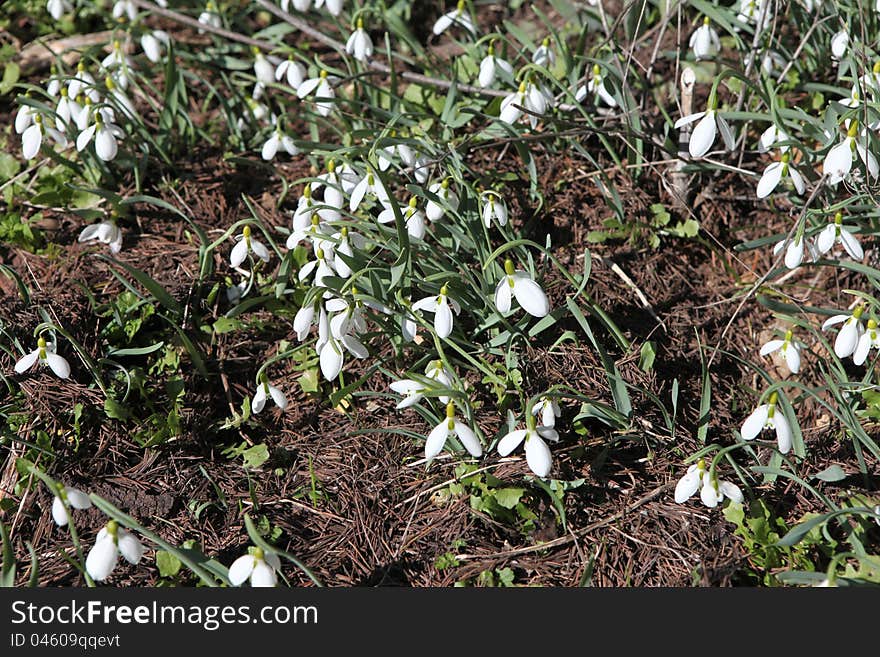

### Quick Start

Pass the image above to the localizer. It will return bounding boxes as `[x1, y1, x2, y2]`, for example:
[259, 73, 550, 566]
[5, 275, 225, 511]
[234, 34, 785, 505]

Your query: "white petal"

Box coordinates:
[719, 480, 744, 504]
[512, 274, 550, 317]
[741, 404, 769, 440]
[716, 115, 735, 151]
[835, 320, 860, 358]
[95, 128, 118, 161]
[772, 414, 793, 454]
[689, 113, 717, 158]
[789, 167, 805, 194]
[759, 339, 784, 357]
[700, 481, 721, 508]
[45, 353, 71, 379]
[784, 239, 805, 270]
[14, 350, 40, 374]
[117, 530, 144, 565]
[494, 279, 512, 313]
[824, 140, 853, 184]
[816, 225, 836, 254]
[65, 487, 91, 510]
[296, 77, 321, 99]
[524, 435, 552, 477]
[454, 422, 482, 457]
[250, 561, 278, 587]
[432, 13, 454, 35]
[425, 421, 450, 459]
[262, 134, 280, 161]
[252, 386, 267, 413]
[822, 314, 850, 330]
[497, 429, 528, 456]
[52, 496, 69, 526]
[228, 555, 255, 586]
[250, 239, 270, 262]
[674, 470, 701, 503]
[76, 124, 97, 152]
[840, 230, 863, 260]
[673, 111, 706, 129]
[756, 163, 783, 199]
[22, 124, 42, 160]
[434, 301, 453, 338]
[86, 536, 118, 581]
[269, 385, 288, 410]
[784, 345, 801, 374]
[320, 340, 344, 380]
[853, 333, 871, 366]
[479, 57, 495, 87]
[412, 297, 439, 313]
[341, 335, 369, 359]
[230, 239, 248, 268]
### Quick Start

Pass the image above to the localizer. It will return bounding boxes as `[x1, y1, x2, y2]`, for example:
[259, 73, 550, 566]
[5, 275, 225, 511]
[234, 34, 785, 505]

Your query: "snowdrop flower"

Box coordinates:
[346, 19, 373, 62]
[757, 152, 805, 198]
[198, 2, 222, 32]
[773, 232, 817, 270]
[432, 0, 476, 37]
[736, 0, 772, 30]
[252, 373, 288, 413]
[297, 70, 335, 117]
[315, 0, 343, 16]
[228, 547, 280, 587]
[316, 309, 368, 381]
[104, 76, 136, 120]
[378, 197, 427, 240]
[481, 191, 508, 228]
[261, 125, 299, 161]
[390, 361, 454, 408]
[822, 305, 866, 359]
[425, 403, 482, 460]
[758, 124, 790, 153]
[21, 115, 68, 160]
[330, 226, 365, 278]
[816, 212, 864, 260]
[141, 30, 170, 64]
[15, 100, 36, 135]
[276, 57, 305, 91]
[532, 396, 561, 427]
[689, 17, 721, 60]
[51, 486, 92, 527]
[283, 0, 312, 11]
[759, 329, 801, 374]
[494, 258, 550, 318]
[14, 336, 71, 379]
[68, 63, 98, 102]
[54, 88, 81, 132]
[823, 121, 879, 185]
[741, 391, 793, 454]
[674, 459, 743, 508]
[253, 49, 275, 85]
[426, 179, 459, 222]
[293, 301, 321, 341]
[47, 0, 72, 20]
[674, 105, 734, 158]
[85, 520, 145, 582]
[79, 219, 123, 253]
[298, 248, 337, 294]
[230, 225, 271, 268]
[112, 0, 137, 22]
[532, 38, 556, 69]
[831, 29, 849, 61]
[413, 285, 461, 339]
[100, 40, 134, 89]
[497, 419, 558, 478]
[349, 170, 389, 211]
[76, 114, 124, 162]
[576, 64, 617, 108]
[313, 160, 355, 221]
[478, 41, 513, 88]
[854, 319, 880, 366]
[500, 80, 550, 129]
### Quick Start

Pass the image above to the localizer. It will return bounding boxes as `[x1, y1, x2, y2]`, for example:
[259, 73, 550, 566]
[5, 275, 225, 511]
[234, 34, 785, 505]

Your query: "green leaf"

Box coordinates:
[493, 487, 525, 510]
[298, 368, 320, 394]
[104, 397, 131, 421]
[241, 444, 269, 470]
[0, 61, 20, 95]
[0, 152, 21, 182]
[639, 341, 656, 372]
[812, 465, 846, 483]
[156, 550, 182, 578]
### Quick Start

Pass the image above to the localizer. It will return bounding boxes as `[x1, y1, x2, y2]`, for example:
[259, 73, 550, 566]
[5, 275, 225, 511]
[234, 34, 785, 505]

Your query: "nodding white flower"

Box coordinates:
[141, 30, 170, 64]
[47, 0, 72, 20]
[757, 152, 805, 198]
[100, 40, 134, 89]
[735, 0, 772, 30]
[478, 42, 513, 88]
[21, 115, 68, 160]
[390, 360, 455, 409]
[816, 212, 864, 260]
[674, 107, 735, 159]
[282, 0, 312, 11]
[413, 285, 461, 339]
[275, 57, 306, 90]
[494, 258, 550, 318]
[228, 547, 281, 587]
[288, 212, 332, 252]
[85, 520, 145, 582]
[198, 2, 222, 32]
[312, 160, 356, 221]
[230, 225, 271, 268]
[854, 318, 880, 366]
[51, 486, 92, 526]
[831, 29, 849, 61]
[325, 292, 383, 340]
[297, 70, 335, 117]
[104, 76, 136, 120]
[349, 170, 390, 212]
[758, 124, 790, 153]
[252, 374, 288, 413]
[747, 49, 787, 76]
[532, 396, 561, 427]
[674, 460, 743, 508]
[293, 301, 322, 341]
[740, 391, 793, 454]
[14, 336, 71, 379]
[298, 248, 337, 294]
[76, 114, 124, 162]
[330, 226, 365, 278]
[532, 38, 556, 69]
[497, 420, 558, 478]
[689, 17, 721, 60]
[378, 197, 427, 240]
[425, 403, 482, 460]
[760, 329, 801, 374]
[261, 126, 299, 161]
[576, 64, 617, 108]
[822, 305, 866, 359]
[432, 0, 476, 37]
[773, 232, 817, 270]
[823, 122, 879, 185]
[346, 19, 373, 62]
[78, 219, 123, 253]
[112, 0, 137, 22]
[68, 63, 99, 102]
[501, 79, 553, 129]
[15, 101, 36, 134]
[54, 88, 81, 132]
[481, 191, 508, 228]
[316, 309, 368, 381]
[426, 180, 459, 222]
[253, 49, 275, 85]
[315, 0, 343, 16]
[412, 156, 431, 184]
